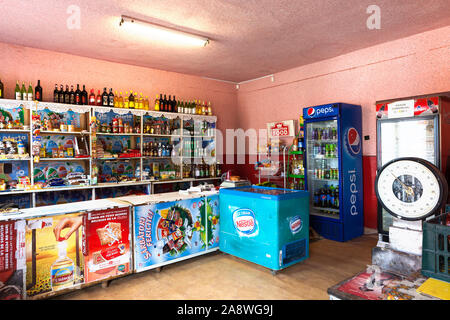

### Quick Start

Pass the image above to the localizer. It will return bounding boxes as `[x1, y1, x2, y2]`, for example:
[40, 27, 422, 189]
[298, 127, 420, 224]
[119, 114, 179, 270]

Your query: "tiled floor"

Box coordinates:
[54, 234, 377, 300]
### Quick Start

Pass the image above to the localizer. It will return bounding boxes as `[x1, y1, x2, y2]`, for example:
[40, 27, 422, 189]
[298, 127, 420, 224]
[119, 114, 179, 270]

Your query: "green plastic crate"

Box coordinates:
[422, 210, 450, 282]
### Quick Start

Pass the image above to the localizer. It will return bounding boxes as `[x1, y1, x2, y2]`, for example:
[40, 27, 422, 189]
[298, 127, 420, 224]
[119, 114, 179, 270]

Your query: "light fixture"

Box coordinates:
[119, 15, 210, 47]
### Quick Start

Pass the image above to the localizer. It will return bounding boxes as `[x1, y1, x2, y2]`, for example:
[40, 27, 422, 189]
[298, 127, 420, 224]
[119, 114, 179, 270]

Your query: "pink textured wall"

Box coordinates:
[236, 26, 450, 156]
[0, 41, 238, 134]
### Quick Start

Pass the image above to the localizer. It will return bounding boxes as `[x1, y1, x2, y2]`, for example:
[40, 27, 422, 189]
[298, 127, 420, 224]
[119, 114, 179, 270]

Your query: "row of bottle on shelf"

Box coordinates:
[313, 166, 339, 180]
[310, 127, 337, 141]
[312, 143, 337, 158]
[288, 179, 305, 191]
[0, 139, 28, 158]
[313, 185, 339, 210]
[5, 80, 214, 116]
[138, 161, 222, 181]
[13, 81, 43, 101]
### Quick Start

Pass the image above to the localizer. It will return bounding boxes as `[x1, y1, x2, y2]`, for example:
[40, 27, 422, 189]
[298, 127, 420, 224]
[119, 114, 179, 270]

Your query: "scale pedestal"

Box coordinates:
[372, 219, 423, 276]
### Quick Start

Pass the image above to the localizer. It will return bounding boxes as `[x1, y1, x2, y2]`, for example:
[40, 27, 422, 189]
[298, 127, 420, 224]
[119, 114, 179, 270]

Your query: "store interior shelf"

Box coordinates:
[0, 157, 31, 161]
[39, 130, 87, 135]
[96, 132, 141, 136]
[288, 174, 304, 179]
[0, 129, 30, 133]
[312, 206, 340, 213]
[39, 157, 90, 161]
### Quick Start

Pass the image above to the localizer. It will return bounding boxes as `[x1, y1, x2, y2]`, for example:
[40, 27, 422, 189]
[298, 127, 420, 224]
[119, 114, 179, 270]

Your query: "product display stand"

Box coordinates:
[0, 99, 220, 209]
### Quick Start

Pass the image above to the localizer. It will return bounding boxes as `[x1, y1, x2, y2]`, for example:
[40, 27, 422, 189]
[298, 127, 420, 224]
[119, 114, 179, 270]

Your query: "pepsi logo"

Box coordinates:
[233, 209, 258, 236]
[307, 108, 315, 117]
[289, 216, 302, 234]
[346, 127, 361, 155]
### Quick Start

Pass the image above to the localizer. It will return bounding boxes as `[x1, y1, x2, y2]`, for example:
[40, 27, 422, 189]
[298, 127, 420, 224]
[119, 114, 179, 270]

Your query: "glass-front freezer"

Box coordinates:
[377, 115, 439, 235]
[303, 103, 364, 242]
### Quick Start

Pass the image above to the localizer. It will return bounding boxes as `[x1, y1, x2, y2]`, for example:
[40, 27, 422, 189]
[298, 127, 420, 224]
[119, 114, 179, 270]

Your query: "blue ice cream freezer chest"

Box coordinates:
[219, 186, 309, 273]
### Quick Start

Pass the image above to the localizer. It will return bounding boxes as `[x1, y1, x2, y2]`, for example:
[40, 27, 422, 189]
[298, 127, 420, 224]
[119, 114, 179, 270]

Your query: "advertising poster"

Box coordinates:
[33, 161, 86, 182]
[82, 207, 131, 283]
[25, 212, 84, 298]
[134, 197, 208, 272]
[201, 195, 220, 249]
[37, 108, 81, 129]
[0, 220, 26, 300]
[0, 104, 25, 126]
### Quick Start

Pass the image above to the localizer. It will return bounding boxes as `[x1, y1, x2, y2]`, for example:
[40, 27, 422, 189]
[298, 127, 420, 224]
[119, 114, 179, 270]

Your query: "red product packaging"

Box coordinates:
[82, 207, 131, 283]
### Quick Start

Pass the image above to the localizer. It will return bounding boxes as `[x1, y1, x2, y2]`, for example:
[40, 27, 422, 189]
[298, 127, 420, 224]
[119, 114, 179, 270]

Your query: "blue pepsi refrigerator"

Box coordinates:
[219, 186, 309, 272]
[303, 103, 364, 242]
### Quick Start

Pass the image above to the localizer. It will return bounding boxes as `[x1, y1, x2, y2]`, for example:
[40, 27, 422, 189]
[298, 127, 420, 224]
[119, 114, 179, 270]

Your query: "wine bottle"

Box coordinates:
[27, 82, 33, 101]
[102, 87, 108, 106]
[163, 94, 167, 112]
[21, 82, 26, 100]
[96, 90, 102, 106]
[59, 85, 65, 103]
[53, 84, 59, 103]
[0, 78, 3, 99]
[69, 85, 75, 104]
[75, 84, 81, 105]
[35, 80, 42, 101]
[128, 90, 134, 109]
[88, 89, 96, 105]
[108, 88, 114, 107]
[81, 85, 88, 105]
[173, 95, 178, 113]
[15, 81, 21, 100]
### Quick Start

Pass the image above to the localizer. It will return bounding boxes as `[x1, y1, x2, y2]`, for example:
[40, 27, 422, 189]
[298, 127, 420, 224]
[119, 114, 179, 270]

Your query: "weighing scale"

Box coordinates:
[372, 157, 448, 275]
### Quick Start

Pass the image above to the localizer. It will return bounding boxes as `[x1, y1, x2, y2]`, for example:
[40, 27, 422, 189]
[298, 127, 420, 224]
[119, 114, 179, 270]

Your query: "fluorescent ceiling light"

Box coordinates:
[119, 15, 210, 47]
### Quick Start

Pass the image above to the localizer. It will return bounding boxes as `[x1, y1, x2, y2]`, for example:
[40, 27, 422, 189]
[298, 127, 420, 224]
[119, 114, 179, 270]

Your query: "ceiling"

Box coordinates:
[1, 0, 449, 82]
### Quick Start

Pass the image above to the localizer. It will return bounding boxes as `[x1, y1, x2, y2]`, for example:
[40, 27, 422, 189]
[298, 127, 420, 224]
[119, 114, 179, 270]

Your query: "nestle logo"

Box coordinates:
[233, 209, 258, 236]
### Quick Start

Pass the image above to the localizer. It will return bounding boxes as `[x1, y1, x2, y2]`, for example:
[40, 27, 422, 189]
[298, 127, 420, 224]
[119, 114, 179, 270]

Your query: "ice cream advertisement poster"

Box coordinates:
[33, 162, 86, 182]
[25, 213, 84, 298]
[37, 108, 81, 128]
[0, 220, 26, 300]
[82, 207, 131, 283]
[0, 104, 25, 125]
[204, 194, 220, 249]
[133, 197, 219, 272]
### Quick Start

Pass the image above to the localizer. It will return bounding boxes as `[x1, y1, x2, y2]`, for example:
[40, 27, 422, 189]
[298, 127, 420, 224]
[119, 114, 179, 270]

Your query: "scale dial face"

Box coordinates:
[375, 157, 447, 221]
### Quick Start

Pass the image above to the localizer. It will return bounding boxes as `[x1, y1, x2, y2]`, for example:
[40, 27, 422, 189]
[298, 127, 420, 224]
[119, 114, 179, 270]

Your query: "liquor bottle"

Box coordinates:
[27, 82, 33, 101]
[138, 93, 144, 109]
[75, 84, 81, 105]
[88, 89, 96, 105]
[81, 85, 88, 105]
[108, 88, 114, 107]
[134, 92, 139, 109]
[0, 78, 3, 99]
[201, 101, 206, 115]
[168, 95, 172, 112]
[64, 85, 70, 104]
[163, 94, 168, 112]
[53, 84, 59, 103]
[173, 95, 177, 113]
[96, 90, 102, 106]
[128, 91, 135, 109]
[35, 80, 42, 101]
[113, 91, 119, 107]
[124, 91, 129, 108]
[20, 82, 26, 100]
[144, 96, 149, 110]
[14, 81, 20, 100]
[58, 85, 64, 103]
[101, 88, 108, 106]
[208, 101, 212, 115]
[69, 85, 75, 104]
[154, 94, 160, 111]
[118, 92, 124, 108]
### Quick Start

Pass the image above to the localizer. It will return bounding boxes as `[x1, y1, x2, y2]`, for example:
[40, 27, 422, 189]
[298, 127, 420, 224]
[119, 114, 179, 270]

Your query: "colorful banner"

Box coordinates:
[37, 108, 81, 128]
[25, 212, 84, 298]
[33, 161, 86, 182]
[82, 207, 131, 283]
[267, 120, 296, 138]
[376, 96, 439, 119]
[0, 105, 25, 127]
[0, 220, 26, 300]
[134, 197, 208, 272]
[202, 194, 220, 249]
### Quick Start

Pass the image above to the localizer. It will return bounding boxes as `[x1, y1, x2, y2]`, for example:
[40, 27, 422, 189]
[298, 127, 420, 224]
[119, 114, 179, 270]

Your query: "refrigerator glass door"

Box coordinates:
[378, 117, 438, 233]
[306, 119, 340, 220]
